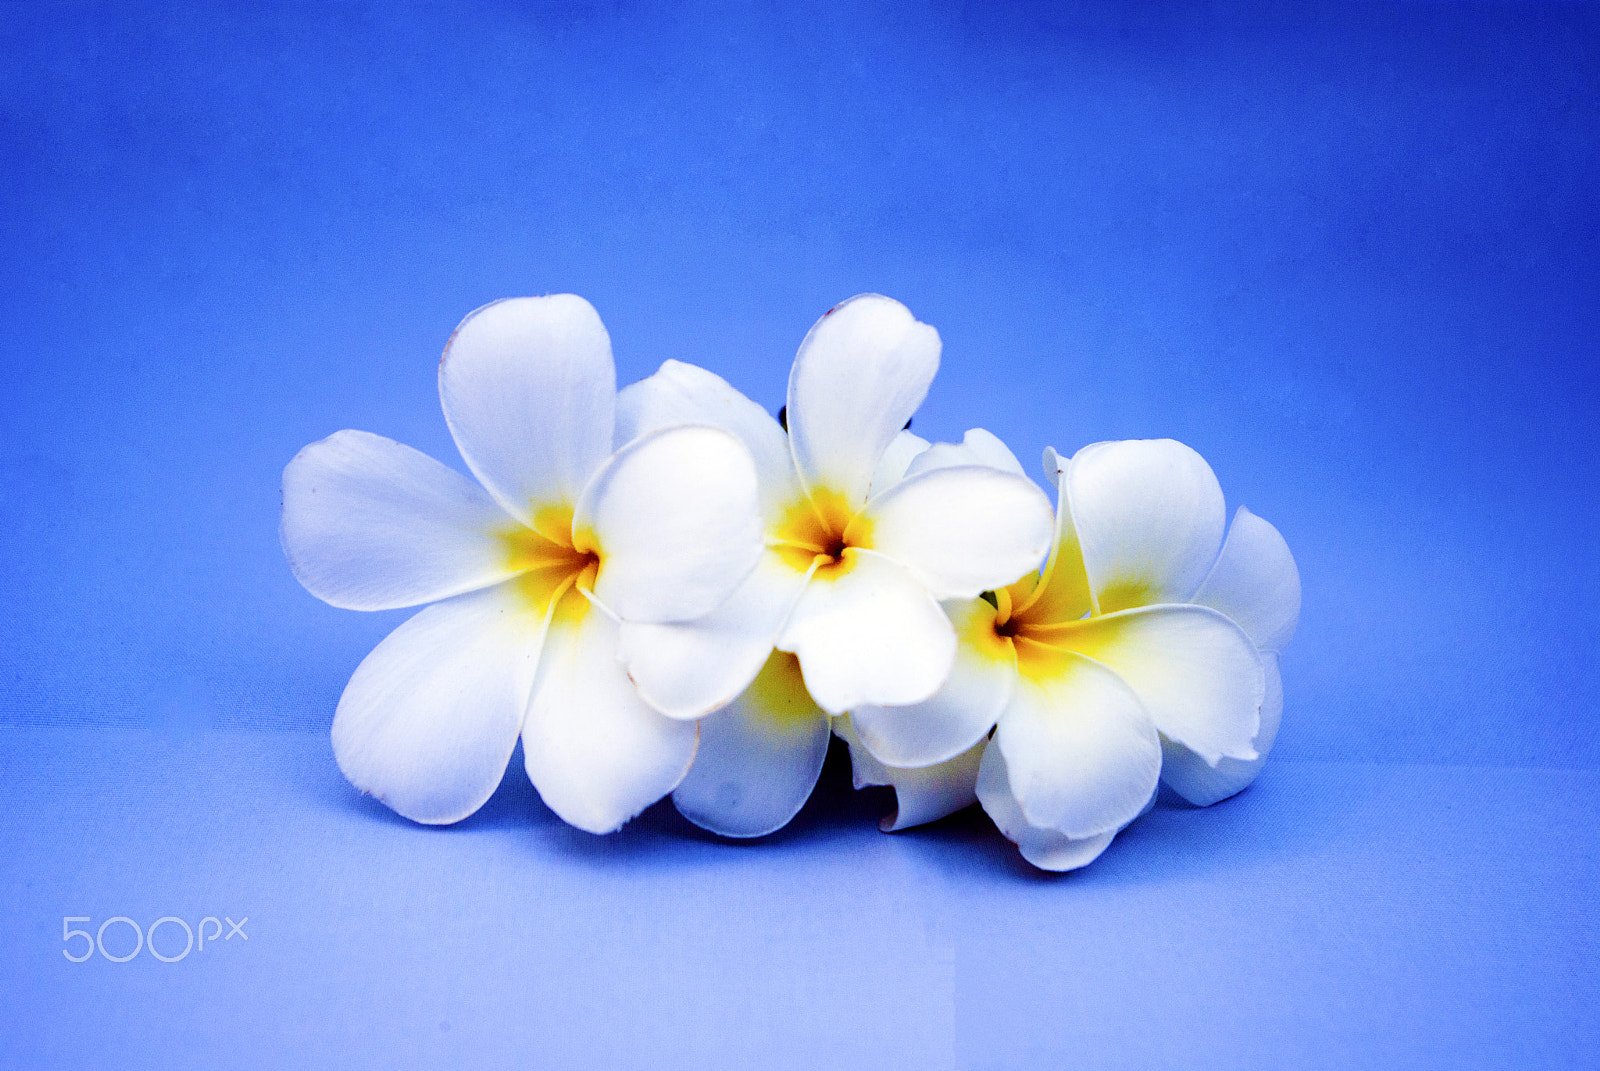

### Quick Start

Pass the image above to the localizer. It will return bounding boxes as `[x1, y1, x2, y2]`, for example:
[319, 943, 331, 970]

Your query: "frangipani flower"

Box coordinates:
[852, 437, 1270, 871]
[281, 296, 764, 834]
[612, 295, 1055, 837]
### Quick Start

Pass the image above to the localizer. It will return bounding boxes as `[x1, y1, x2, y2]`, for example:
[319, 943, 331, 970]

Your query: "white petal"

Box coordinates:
[976, 743, 1119, 872]
[1066, 439, 1226, 613]
[331, 583, 544, 824]
[834, 713, 893, 788]
[775, 550, 956, 714]
[281, 430, 519, 611]
[617, 550, 809, 719]
[1161, 652, 1283, 806]
[521, 607, 698, 834]
[439, 295, 615, 528]
[904, 427, 1027, 479]
[868, 429, 932, 497]
[671, 652, 831, 838]
[1193, 506, 1302, 653]
[994, 645, 1162, 838]
[577, 424, 763, 625]
[1009, 456, 1093, 623]
[850, 598, 1017, 767]
[786, 295, 941, 507]
[864, 466, 1054, 600]
[1042, 445, 1066, 483]
[615, 359, 802, 524]
[879, 746, 985, 831]
[835, 715, 984, 831]
[1056, 604, 1263, 766]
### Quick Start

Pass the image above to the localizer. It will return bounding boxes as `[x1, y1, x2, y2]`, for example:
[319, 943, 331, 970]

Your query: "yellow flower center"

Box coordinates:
[973, 568, 1104, 683]
[499, 503, 600, 627]
[770, 488, 874, 579]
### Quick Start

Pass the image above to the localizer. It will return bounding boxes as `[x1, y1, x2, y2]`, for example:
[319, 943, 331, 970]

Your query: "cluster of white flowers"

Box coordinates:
[281, 294, 1300, 871]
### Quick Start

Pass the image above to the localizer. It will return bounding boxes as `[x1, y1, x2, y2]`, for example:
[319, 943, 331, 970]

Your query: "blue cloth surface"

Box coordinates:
[3, 730, 1596, 1070]
[1, 2, 1596, 1067]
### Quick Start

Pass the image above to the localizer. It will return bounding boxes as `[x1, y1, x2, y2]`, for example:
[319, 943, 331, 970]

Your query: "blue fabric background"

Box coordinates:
[2, 3, 1595, 1068]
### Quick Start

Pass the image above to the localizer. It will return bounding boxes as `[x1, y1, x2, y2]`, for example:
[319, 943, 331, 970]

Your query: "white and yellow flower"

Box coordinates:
[612, 295, 1056, 837]
[1029, 440, 1300, 812]
[851, 438, 1278, 870]
[280, 296, 764, 833]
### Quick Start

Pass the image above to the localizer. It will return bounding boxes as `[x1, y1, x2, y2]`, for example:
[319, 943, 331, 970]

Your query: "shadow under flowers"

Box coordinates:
[318, 727, 1374, 882]
[533, 735, 901, 866]
[318, 734, 893, 852]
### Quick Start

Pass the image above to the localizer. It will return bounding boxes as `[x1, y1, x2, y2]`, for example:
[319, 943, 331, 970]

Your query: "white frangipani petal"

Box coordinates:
[1160, 651, 1284, 806]
[994, 646, 1162, 838]
[577, 424, 763, 625]
[521, 608, 699, 835]
[1066, 439, 1227, 614]
[617, 551, 810, 720]
[1057, 604, 1263, 766]
[835, 714, 891, 786]
[775, 550, 956, 715]
[868, 429, 932, 497]
[1193, 506, 1302, 653]
[976, 744, 1119, 872]
[672, 652, 831, 838]
[439, 295, 615, 529]
[904, 427, 1028, 480]
[864, 465, 1054, 600]
[851, 598, 1017, 768]
[615, 359, 802, 522]
[1016, 457, 1095, 624]
[786, 294, 941, 507]
[1041, 444, 1067, 483]
[880, 750, 985, 831]
[835, 716, 984, 831]
[281, 430, 519, 611]
[331, 583, 545, 825]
